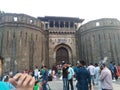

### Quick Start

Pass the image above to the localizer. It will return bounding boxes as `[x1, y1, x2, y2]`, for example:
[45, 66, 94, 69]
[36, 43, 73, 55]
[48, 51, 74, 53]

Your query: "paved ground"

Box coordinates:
[48, 78, 120, 90]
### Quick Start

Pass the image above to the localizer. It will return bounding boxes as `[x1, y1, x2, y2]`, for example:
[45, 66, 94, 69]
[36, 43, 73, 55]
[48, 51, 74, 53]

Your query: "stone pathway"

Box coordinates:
[48, 79, 120, 90]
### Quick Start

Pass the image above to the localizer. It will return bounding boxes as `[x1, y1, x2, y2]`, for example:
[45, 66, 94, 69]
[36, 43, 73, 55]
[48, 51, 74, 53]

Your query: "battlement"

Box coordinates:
[80, 18, 120, 32]
[0, 13, 43, 28]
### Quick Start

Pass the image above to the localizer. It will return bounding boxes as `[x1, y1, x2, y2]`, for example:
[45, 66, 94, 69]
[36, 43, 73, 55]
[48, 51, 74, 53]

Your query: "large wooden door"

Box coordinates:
[56, 47, 69, 65]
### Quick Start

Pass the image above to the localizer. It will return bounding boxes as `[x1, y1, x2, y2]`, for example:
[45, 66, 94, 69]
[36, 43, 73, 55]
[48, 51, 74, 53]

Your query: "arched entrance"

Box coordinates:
[56, 47, 69, 65]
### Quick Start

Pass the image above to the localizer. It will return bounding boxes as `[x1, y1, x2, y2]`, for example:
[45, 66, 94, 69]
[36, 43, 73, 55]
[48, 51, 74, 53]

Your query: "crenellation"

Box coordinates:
[80, 18, 120, 31]
[0, 13, 43, 28]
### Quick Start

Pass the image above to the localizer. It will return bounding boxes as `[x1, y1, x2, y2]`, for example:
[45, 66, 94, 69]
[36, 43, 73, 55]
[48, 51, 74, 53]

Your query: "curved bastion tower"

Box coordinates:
[0, 13, 47, 73]
[78, 18, 120, 65]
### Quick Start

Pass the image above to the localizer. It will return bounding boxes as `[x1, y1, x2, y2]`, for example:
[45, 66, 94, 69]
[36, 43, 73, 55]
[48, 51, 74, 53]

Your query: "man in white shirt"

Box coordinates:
[34, 66, 39, 80]
[87, 63, 95, 85]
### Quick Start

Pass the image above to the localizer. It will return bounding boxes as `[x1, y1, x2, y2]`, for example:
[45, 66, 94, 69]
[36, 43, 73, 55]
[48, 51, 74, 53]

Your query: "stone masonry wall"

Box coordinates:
[78, 18, 120, 65]
[0, 13, 46, 74]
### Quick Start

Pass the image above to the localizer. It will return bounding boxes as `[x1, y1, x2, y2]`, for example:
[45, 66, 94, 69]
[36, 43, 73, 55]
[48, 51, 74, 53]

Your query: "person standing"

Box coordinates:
[109, 62, 115, 80]
[0, 56, 3, 80]
[94, 63, 100, 85]
[0, 56, 9, 90]
[87, 63, 95, 85]
[42, 66, 49, 90]
[33, 81, 40, 90]
[94, 63, 102, 90]
[40, 66, 45, 77]
[73, 63, 80, 79]
[67, 64, 74, 90]
[113, 63, 118, 80]
[76, 60, 91, 90]
[99, 63, 113, 90]
[34, 66, 39, 80]
[62, 63, 68, 90]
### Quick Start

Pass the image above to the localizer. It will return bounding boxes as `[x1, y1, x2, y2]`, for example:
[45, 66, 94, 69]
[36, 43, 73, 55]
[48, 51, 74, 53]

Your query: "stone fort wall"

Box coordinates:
[1, 12, 120, 74]
[78, 18, 120, 65]
[0, 13, 47, 74]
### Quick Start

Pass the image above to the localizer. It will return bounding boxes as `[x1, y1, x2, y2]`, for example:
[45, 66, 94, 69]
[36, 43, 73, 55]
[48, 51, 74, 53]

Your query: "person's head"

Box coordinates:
[95, 63, 98, 67]
[62, 63, 66, 68]
[76, 63, 80, 67]
[43, 66, 47, 70]
[79, 60, 86, 67]
[34, 80, 39, 86]
[110, 61, 112, 64]
[3, 75, 9, 82]
[35, 66, 38, 69]
[68, 63, 72, 67]
[113, 63, 116, 66]
[100, 63, 106, 70]
[90, 63, 93, 65]
[0, 56, 4, 61]
[0, 56, 4, 76]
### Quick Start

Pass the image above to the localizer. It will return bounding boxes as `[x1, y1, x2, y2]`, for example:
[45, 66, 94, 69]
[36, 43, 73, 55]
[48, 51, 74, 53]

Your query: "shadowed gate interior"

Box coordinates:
[56, 47, 69, 65]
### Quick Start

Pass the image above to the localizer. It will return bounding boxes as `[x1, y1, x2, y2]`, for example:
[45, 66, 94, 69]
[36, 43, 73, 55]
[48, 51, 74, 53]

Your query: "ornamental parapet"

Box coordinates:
[80, 18, 120, 32]
[0, 13, 44, 29]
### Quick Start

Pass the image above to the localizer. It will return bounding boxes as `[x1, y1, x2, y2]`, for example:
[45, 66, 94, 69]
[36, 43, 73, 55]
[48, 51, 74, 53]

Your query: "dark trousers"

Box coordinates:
[115, 73, 118, 80]
[67, 78, 74, 90]
[110, 71, 114, 80]
[42, 82, 47, 90]
[102, 89, 112, 90]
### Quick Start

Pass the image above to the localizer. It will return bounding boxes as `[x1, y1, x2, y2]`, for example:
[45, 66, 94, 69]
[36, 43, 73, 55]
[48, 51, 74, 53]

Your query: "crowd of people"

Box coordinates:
[59, 61, 120, 90]
[0, 54, 120, 90]
[61, 61, 120, 90]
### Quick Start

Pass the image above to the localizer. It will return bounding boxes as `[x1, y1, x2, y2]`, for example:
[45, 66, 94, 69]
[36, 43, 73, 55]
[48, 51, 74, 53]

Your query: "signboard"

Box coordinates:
[58, 39, 67, 43]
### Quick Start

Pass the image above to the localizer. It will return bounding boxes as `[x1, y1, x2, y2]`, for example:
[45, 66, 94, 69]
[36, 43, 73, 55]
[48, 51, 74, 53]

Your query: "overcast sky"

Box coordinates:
[0, 0, 120, 23]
